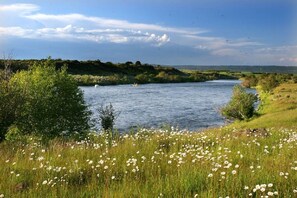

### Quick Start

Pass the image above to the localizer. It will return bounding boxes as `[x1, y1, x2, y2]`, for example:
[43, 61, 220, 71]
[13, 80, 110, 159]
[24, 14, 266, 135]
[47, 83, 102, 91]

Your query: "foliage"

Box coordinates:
[8, 60, 91, 140]
[241, 75, 258, 88]
[258, 75, 279, 92]
[98, 103, 118, 132]
[0, 69, 23, 141]
[221, 85, 257, 120]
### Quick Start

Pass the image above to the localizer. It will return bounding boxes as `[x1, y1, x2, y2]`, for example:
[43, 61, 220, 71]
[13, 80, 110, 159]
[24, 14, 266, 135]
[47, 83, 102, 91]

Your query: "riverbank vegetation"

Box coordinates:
[0, 59, 239, 86]
[0, 59, 297, 197]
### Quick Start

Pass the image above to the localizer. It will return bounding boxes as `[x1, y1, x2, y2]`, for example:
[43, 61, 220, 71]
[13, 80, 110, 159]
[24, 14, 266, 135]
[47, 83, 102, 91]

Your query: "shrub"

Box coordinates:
[9, 59, 91, 140]
[241, 75, 258, 88]
[258, 75, 279, 92]
[0, 71, 23, 141]
[98, 103, 118, 131]
[221, 85, 257, 120]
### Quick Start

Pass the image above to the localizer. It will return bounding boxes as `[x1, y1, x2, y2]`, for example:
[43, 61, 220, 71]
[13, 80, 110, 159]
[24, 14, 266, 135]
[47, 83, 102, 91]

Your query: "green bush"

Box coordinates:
[0, 71, 23, 141]
[221, 85, 257, 120]
[241, 75, 258, 88]
[9, 59, 91, 140]
[98, 103, 118, 132]
[258, 75, 279, 92]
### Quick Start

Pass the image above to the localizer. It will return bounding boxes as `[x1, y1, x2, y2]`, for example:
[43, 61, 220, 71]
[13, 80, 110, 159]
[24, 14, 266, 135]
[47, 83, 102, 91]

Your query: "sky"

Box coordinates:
[0, 0, 296, 65]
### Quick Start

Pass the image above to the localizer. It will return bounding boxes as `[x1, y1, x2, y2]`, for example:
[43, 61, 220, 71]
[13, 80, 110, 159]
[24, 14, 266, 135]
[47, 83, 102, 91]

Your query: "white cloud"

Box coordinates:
[0, 26, 33, 37]
[24, 13, 205, 35]
[211, 48, 241, 56]
[0, 25, 170, 46]
[0, 3, 39, 14]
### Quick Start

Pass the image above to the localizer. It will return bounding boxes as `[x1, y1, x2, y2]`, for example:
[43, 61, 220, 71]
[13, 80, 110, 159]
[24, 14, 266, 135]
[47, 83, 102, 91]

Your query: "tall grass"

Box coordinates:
[0, 127, 297, 197]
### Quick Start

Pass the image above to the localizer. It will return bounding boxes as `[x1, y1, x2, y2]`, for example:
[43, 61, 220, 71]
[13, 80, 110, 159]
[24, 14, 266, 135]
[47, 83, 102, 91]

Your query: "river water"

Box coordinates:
[81, 80, 245, 131]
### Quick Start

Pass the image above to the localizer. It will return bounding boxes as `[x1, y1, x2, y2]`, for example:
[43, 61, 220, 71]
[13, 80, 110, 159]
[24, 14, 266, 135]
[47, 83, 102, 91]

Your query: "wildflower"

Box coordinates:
[260, 187, 266, 192]
[37, 156, 44, 161]
[244, 186, 249, 190]
[267, 192, 274, 196]
[42, 180, 48, 185]
[104, 165, 108, 170]
[208, 173, 213, 178]
[235, 164, 239, 168]
[268, 183, 273, 187]
[231, 170, 237, 175]
[274, 191, 278, 195]
[0, 194, 4, 198]
[111, 176, 115, 180]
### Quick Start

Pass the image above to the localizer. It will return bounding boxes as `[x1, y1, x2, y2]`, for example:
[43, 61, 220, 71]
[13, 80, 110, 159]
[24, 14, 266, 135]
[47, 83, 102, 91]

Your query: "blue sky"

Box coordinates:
[0, 0, 296, 65]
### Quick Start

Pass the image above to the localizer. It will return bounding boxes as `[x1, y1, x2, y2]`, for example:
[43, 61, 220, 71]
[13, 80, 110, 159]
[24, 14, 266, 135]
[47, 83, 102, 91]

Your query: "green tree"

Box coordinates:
[9, 59, 91, 140]
[221, 85, 257, 120]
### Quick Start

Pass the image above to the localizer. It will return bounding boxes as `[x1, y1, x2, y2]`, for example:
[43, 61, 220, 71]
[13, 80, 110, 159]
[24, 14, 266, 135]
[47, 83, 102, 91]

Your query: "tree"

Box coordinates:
[9, 59, 91, 140]
[221, 85, 257, 121]
[135, 61, 142, 66]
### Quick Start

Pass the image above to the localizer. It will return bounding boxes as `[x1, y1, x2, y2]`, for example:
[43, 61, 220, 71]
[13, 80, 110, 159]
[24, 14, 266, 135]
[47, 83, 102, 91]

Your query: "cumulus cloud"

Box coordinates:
[24, 13, 205, 35]
[0, 24, 170, 46]
[0, 3, 173, 46]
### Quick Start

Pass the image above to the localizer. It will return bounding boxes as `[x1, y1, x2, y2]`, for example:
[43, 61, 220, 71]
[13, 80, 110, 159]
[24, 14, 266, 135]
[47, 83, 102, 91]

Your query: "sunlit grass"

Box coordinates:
[0, 127, 297, 197]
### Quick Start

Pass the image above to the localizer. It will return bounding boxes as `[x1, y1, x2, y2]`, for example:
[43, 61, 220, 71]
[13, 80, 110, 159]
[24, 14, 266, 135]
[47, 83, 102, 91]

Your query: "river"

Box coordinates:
[81, 80, 248, 131]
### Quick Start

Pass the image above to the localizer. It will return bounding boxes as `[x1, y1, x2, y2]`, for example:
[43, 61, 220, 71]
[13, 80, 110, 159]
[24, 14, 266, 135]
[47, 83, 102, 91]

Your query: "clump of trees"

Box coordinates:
[242, 73, 296, 92]
[0, 59, 91, 141]
[221, 85, 257, 121]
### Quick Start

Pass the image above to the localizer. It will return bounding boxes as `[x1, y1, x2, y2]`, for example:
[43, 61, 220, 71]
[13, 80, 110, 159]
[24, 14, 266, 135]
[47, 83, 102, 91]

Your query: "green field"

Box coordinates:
[0, 82, 296, 197]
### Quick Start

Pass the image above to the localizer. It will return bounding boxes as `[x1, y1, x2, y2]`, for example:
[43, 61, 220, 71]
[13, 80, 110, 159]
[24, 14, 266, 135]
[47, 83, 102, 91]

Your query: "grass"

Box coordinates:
[0, 83, 297, 197]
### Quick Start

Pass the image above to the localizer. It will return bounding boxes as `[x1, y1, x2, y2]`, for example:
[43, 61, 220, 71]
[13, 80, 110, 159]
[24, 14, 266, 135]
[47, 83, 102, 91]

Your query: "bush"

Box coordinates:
[9, 59, 91, 140]
[241, 75, 258, 88]
[258, 75, 279, 92]
[98, 103, 118, 131]
[0, 71, 23, 141]
[221, 85, 257, 120]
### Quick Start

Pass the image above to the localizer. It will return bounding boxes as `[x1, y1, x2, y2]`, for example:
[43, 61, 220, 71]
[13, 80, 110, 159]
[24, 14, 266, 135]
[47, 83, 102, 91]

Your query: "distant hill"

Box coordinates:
[173, 65, 297, 74]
